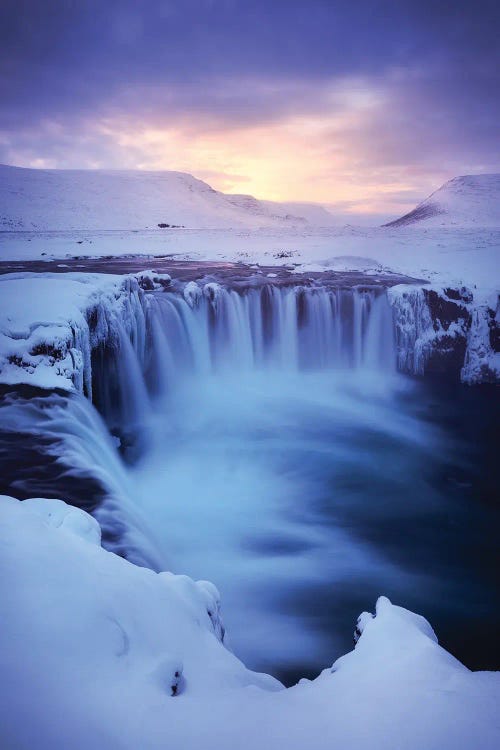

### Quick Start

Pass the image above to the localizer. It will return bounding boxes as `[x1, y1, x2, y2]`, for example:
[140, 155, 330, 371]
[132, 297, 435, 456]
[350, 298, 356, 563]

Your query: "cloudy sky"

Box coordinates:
[1, 0, 499, 218]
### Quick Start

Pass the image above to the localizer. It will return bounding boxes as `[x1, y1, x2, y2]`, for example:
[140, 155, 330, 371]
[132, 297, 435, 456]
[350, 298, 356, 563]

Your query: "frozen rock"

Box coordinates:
[183, 281, 202, 307]
[135, 270, 171, 291]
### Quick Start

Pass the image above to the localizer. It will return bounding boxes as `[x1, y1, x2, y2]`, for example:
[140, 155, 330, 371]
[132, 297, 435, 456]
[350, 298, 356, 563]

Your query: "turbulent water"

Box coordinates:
[4, 282, 498, 684]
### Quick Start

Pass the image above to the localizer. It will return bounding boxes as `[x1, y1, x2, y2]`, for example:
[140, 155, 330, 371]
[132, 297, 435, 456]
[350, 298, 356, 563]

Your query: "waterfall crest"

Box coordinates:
[145, 284, 396, 398]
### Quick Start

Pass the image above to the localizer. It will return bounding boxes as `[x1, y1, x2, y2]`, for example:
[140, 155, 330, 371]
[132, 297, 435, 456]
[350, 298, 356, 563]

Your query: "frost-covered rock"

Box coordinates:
[135, 270, 171, 291]
[183, 280, 202, 307]
[461, 298, 500, 383]
[389, 286, 435, 374]
[150, 656, 184, 696]
[203, 281, 223, 305]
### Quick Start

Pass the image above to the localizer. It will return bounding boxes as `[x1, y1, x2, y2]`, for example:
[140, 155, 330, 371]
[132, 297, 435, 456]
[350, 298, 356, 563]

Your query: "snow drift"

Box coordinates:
[385, 174, 500, 228]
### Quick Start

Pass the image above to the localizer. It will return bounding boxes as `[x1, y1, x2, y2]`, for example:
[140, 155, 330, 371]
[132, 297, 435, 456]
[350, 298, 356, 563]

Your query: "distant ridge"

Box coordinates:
[384, 174, 500, 228]
[0, 164, 336, 231]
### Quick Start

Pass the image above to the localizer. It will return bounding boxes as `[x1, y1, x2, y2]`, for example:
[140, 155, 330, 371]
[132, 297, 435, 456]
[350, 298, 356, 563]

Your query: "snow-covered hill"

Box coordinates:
[385, 174, 500, 228]
[226, 194, 337, 226]
[0, 164, 336, 231]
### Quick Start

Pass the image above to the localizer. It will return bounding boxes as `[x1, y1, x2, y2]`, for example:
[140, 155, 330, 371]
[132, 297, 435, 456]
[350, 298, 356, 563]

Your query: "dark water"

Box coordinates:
[128, 371, 500, 685]
[281, 380, 500, 684]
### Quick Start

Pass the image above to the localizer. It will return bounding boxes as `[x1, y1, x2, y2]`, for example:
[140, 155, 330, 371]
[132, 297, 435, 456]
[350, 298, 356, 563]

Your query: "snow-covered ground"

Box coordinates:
[1, 165, 498, 293]
[1, 494, 499, 750]
[1, 225, 498, 292]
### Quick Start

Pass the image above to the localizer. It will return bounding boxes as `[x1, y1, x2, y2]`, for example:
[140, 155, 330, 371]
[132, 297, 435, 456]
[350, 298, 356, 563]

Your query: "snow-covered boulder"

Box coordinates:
[134, 270, 171, 291]
[183, 280, 202, 307]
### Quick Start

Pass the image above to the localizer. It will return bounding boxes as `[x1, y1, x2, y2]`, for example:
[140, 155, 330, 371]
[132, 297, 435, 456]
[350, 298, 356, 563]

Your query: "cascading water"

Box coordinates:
[4, 279, 497, 685]
[115, 283, 410, 679]
[145, 284, 396, 389]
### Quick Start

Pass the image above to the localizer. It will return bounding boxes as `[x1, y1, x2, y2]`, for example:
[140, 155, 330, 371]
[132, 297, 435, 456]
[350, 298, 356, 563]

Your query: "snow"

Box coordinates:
[0, 164, 337, 231]
[0, 166, 498, 294]
[0, 495, 498, 750]
[0, 272, 149, 392]
[386, 174, 500, 228]
[21, 496, 102, 545]
[226, 193, 338, 226]
[1, 224, 498, 292]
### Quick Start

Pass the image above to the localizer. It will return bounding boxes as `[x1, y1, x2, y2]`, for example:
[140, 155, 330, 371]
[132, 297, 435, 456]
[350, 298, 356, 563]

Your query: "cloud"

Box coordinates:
[0, 0, 498, 214]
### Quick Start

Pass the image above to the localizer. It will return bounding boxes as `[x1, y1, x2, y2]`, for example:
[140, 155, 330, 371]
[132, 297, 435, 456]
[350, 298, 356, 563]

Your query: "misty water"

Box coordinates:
[102, 286, 500, 684]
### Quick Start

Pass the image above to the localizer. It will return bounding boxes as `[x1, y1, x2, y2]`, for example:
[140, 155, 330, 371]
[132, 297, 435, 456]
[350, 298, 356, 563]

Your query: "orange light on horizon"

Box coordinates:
[92, 111, 428, 214]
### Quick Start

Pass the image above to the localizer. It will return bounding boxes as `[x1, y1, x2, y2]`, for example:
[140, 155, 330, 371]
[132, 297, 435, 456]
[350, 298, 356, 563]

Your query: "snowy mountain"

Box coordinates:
[226, 193, 338, 226]
[0, 164, 336, 231]
[385, 174, 500, 228]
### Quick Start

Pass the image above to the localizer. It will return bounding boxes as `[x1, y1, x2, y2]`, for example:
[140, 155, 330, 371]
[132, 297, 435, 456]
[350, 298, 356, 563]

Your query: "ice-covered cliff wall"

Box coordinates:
[0, 273, 151, 396]
[389, 284, 500, 383]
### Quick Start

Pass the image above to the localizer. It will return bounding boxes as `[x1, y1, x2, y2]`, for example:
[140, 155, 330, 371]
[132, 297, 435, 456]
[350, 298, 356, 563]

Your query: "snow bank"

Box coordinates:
[0, 495, 498, 750]
[21, 496, 102, 545]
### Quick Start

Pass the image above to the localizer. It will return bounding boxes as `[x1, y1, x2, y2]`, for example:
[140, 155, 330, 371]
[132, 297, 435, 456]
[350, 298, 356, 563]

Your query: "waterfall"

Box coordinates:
[3, 274, 497, 688]
[145, 284, 396, 394]
[1, 281, 396, 572]
[0, 384, 163, 569]
[84, 281, 397, 448]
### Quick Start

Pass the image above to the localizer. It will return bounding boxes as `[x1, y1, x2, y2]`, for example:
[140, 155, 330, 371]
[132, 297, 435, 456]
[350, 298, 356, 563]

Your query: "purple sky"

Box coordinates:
[1, 0, 499, 217]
